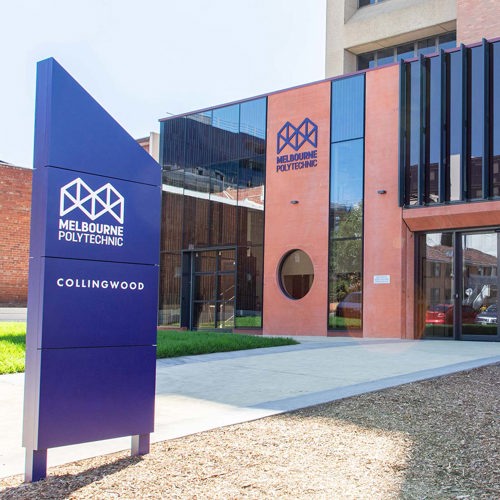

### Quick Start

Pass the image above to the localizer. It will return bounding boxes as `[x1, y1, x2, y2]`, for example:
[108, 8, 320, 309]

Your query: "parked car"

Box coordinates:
[425, 304, 477, 325]
[475, 304, 497, 325]
[336, 292, 362, 319]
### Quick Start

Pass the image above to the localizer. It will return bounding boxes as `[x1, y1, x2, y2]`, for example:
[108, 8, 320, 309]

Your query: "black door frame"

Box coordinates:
[180, 246, 237, 330]
[418, 229, 500, 341]
[458, 231, 500, 341]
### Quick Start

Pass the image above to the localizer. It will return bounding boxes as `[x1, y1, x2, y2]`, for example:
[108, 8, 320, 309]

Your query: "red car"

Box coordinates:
[425, 304, 477, 325]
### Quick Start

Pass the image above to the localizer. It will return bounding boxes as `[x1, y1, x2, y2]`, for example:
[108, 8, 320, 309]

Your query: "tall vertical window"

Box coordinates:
[426, 56, 441, 203]
[448, 50, 463, 201]
[493, 42, 500, 196]
[329, 75, 365, 331]
[159, 98, 266, 328]
[401, 40, 500, 207]
[468, 45, 484, 199]
[407, 60, 421, 205]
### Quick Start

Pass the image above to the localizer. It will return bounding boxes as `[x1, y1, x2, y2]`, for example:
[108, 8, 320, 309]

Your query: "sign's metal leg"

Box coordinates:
[131, 433, 150, 456]
[25, 448, 47, 483]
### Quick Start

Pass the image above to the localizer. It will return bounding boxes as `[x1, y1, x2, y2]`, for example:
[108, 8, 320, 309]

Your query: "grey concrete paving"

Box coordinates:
[0, 308, 27, 322]
[1, 336, 499, 479]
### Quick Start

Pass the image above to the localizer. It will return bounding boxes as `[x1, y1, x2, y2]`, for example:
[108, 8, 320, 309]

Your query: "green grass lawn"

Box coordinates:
[0, 323, 298, 375]
[157, 329, 296, 358]
[234, 316, 262, 328]
[0, 323, 26, 374]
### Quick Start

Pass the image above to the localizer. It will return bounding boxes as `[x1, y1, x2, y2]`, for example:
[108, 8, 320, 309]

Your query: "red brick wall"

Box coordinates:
[0, 165, 32, 306]
[263, 82, 331, 336]
[457, 0, 500, 45]
[364, 65, 413, 339]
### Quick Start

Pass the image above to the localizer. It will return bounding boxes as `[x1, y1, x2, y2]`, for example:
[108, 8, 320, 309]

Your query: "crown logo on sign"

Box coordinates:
[60, 178, 124, 224]
[277, 118, 318, 154]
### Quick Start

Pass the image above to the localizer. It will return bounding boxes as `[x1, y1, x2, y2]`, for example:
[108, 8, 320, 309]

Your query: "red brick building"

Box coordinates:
[0, 162, 32, 306]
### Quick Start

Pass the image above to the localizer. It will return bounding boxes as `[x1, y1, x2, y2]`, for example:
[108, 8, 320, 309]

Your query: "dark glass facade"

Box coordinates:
[159, 98, 266, 329]
[329, 74, 365, 330]
[417, 231, 500, 341]
[400, 40, 500, 206]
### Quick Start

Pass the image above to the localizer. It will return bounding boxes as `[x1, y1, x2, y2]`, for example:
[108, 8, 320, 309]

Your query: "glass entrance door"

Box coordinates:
[420, 232, 455, 338]
[460, 232, 499, 339]
[191, 249, 236, 330]
[420, 230, 500, 340]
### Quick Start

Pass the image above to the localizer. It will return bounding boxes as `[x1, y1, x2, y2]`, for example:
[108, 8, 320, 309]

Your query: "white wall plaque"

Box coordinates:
[373, 275, 391, 284]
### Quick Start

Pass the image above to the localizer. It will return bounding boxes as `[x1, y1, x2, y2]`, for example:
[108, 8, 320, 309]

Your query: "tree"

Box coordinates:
[329, 203, 363, 302]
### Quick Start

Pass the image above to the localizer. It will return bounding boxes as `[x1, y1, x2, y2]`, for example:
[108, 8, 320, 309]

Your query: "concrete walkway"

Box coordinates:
[0, 308, 27, 322]
[1, 336, 499, 479]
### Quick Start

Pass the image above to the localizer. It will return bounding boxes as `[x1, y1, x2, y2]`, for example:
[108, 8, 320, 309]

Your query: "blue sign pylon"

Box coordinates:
[23, 58, 161, 482]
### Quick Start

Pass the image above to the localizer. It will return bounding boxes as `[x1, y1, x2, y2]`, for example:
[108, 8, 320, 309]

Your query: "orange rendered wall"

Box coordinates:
[263, 82, 331, 336]
[363, 65, 412, 339]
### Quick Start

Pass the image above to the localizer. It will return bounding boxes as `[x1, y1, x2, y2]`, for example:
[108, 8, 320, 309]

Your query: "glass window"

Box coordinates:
[357, 52, 375, 71]
[236, 245, 263, 327]
[212, 105, 240, 163]
[418, 38, 437, 57]
[420, 232, 455, 338]
[493, 42, 500, 196]
[449, 50, 463, 201]
[402, 40, 500, 207]
[192, 197, 210, 247]
[159, 252, 181, 327]
[161, 192, 183, 253]
[469, 46, 484, 199]
[160, 99, 266, 329]
[330, 139, 364, 215]
[439, 32, 456, 51]
[419, 231, 500, 339]
[330, 75, 364, 331]
[329, 239, 362, 330]
[212, 105, 239, 134]
[210, 199, 238, 246]
[331, 76, 365, 143]
[161, 118, 186, 171]
[238, 204, 264, 247]
[279, 250, 314, 300]
[359, 33, 455, 71]
[427, 56, 441, 203]
[238, 156, 264, 247]
[240, 97, 267, 158]
[408, 60, 421, 205]
[377, 47, 395, 67]
[210, 160, 238, 199]
[238, 156, 265, 192]
[461, 232, 498, 336]
[397, 43, 415, 62]
[185, 112, 212, 168]
[161, 118, 186, 188]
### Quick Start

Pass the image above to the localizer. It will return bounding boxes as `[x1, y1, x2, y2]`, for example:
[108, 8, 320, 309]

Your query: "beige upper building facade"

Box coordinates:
[326, 0, 500, 77]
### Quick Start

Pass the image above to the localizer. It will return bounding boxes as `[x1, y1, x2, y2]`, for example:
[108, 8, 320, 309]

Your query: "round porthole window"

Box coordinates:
[279, 249, 314, 300]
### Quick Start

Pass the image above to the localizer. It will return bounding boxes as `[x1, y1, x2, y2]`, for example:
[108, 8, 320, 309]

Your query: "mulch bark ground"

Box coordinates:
[1, 363, 498, 499]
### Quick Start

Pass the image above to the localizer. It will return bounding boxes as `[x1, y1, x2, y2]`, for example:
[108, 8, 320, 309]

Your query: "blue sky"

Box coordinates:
[1, 0, 326, 168]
